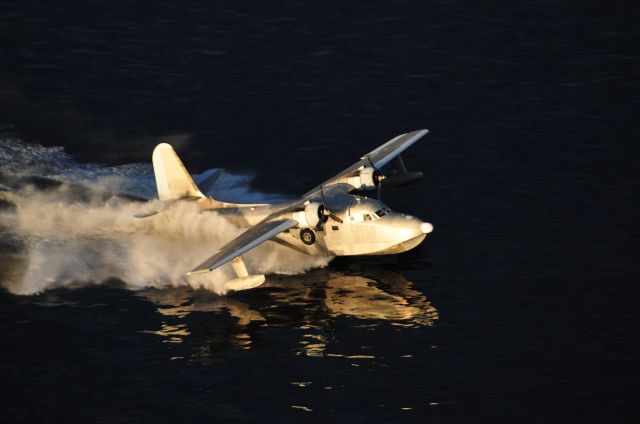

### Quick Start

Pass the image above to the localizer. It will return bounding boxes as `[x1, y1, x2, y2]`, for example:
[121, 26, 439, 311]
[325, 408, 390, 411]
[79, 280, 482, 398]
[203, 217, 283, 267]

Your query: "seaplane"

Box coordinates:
[141, 129, 434, 292]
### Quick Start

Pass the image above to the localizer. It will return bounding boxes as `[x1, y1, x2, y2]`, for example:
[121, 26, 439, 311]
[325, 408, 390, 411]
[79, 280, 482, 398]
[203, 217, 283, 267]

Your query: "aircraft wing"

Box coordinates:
[187, 218, 298, 275]
[302, 129, 428, 199]
[185, 129, 427, 277]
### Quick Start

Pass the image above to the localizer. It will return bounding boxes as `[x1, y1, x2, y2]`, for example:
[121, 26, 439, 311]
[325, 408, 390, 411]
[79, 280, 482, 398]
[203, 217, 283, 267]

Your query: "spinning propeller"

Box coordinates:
[367, 155, 423, 201]
[318, 186, 343, 229]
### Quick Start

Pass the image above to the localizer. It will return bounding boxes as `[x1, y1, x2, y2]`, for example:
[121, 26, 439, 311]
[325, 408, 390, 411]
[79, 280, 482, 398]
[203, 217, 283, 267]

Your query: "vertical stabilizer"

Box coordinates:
[152, 143, 204, 200]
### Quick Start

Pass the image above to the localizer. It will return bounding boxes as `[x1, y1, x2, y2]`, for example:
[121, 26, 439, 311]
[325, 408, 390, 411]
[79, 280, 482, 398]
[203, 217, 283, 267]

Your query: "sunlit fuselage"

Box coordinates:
[198, 194, 433, 257]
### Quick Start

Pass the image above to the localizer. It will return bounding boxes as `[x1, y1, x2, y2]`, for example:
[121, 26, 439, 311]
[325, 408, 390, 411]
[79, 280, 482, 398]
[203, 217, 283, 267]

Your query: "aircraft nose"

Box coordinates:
[379, 213, 433, 242]
[420, 222, 434, 234]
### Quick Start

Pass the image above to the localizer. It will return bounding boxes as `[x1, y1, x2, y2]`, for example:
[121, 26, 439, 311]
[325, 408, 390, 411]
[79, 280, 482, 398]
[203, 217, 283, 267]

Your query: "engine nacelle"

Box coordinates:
[345, 167, 377, 190]
[292, 202, 322, 228]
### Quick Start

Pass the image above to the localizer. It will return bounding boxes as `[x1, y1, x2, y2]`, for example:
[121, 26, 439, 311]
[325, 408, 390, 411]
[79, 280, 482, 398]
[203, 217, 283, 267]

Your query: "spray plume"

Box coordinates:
[0, 138, 331, 295]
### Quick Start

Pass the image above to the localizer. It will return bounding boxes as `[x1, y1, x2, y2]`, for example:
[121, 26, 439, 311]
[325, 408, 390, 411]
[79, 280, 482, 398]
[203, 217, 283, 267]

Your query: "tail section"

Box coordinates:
[150, 143, 267, 209]
[152, 143, 204, 201]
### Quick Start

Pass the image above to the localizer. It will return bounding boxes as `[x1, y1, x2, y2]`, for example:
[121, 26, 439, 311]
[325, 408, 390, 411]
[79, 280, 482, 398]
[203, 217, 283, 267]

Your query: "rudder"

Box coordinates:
[152, 143, 204, 200]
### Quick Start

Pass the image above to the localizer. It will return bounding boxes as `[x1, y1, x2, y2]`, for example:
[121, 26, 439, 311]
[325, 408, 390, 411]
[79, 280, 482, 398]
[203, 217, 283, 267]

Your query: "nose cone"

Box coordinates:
[379, 213, 433, 241]
[421, 222, 434, 234]
[372, 214, 432, 255]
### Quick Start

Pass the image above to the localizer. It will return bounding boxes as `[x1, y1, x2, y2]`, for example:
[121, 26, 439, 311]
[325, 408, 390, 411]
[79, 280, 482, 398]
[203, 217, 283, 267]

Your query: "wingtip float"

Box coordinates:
[141, 129, 434, 292]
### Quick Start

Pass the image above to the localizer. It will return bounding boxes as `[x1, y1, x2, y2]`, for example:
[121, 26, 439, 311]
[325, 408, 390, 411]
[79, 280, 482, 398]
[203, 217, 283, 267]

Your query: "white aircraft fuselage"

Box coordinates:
[194, 193, 433, 258]
[146, 129, 434, 291]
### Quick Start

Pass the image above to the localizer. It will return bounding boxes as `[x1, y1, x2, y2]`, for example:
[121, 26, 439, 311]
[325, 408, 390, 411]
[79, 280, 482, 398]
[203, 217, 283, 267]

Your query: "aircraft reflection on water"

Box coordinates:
[0, 249, 437, 363]
[137, 265, 438, 363]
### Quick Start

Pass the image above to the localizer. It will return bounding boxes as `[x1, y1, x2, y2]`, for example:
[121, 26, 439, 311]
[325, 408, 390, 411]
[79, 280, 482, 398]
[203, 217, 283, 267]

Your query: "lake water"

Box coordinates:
[0, 1, 638, 422]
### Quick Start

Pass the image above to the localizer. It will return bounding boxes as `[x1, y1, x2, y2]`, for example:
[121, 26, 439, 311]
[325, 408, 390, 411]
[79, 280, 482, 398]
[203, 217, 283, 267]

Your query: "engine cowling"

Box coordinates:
[292, 202, 323, 228]
[345, 167, 378, 190]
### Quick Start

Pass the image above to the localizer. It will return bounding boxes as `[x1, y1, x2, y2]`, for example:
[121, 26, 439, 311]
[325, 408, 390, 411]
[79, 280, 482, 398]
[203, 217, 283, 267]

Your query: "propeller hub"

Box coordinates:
[373, 169, 385, 185]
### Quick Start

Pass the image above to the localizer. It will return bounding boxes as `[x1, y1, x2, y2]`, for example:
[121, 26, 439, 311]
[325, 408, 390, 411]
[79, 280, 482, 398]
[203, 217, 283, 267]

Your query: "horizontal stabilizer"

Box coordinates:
[194, 169, 223, 195]
[133, 196, 200, 219]
[134, 209, 162, 219]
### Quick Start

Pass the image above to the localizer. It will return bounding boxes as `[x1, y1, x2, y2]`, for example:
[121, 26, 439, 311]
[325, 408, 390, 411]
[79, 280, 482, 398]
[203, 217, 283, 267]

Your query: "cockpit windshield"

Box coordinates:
[375, 207, 390, 218]
[349, 205, 391, 222]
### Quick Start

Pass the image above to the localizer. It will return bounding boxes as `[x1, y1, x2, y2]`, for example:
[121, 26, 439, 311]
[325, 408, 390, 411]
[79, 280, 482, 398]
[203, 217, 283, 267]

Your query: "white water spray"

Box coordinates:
[0, 138, 331, 295]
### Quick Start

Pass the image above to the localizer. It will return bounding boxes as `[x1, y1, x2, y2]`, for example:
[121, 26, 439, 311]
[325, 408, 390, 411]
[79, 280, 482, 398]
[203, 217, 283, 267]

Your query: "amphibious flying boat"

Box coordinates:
[143, 129, 433, 291]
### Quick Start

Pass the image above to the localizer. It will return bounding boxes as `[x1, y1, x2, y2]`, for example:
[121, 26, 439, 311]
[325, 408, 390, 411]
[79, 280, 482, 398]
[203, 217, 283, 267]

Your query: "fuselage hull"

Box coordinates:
[195, 196, 432, 258]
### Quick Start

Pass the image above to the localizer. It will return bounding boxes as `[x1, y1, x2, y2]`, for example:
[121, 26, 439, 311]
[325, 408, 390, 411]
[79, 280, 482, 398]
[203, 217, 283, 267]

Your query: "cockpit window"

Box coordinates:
[349, 206, 390, 222]
[375, 207, 390, 218]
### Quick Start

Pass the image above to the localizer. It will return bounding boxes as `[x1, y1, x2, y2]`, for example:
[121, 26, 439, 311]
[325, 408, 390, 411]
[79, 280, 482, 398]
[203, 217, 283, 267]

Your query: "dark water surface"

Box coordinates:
[1, 1, 639, 422]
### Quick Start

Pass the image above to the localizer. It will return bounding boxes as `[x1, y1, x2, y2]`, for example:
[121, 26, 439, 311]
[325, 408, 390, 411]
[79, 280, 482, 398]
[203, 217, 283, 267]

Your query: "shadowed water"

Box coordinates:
[0, 1, 638, 422]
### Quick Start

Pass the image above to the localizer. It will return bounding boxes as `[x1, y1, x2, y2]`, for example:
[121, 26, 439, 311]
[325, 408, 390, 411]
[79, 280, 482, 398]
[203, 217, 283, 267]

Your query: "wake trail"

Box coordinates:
[0, 137, 330, 295]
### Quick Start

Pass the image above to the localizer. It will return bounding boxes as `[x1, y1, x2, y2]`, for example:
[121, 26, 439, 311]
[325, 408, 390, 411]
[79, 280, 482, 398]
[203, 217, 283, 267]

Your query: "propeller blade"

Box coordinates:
[367, 157, 387, 200]
[315, 204, 328, 230]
